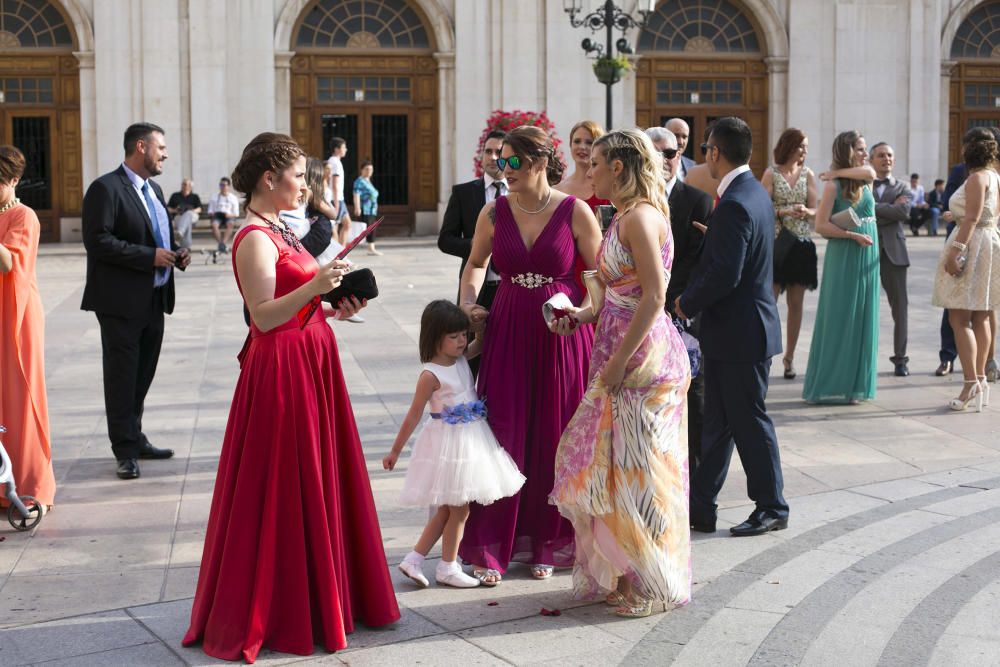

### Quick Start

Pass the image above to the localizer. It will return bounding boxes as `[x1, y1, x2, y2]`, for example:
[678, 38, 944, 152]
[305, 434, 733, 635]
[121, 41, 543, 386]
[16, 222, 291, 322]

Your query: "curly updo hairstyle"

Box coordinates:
[963, 131, 999, 171]
[231, 132, 305, 205]
[0, 145, 25, 184]
[502, 125, 565, 186]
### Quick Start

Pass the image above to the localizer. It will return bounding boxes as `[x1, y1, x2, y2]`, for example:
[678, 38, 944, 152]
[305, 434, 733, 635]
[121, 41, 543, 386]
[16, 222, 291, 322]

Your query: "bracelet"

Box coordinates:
[950, 240, 968, 251]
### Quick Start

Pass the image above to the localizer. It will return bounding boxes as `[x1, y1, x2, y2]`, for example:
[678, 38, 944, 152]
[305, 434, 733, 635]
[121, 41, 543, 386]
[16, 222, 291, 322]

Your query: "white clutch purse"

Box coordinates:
[830, 207, 861, 230]
[542, 292, 575, 326]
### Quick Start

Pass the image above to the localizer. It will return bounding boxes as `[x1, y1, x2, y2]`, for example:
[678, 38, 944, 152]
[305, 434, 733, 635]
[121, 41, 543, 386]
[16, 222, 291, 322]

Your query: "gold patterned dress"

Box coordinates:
[550, 214, 691, 607]
[932, 168, 1000, 310]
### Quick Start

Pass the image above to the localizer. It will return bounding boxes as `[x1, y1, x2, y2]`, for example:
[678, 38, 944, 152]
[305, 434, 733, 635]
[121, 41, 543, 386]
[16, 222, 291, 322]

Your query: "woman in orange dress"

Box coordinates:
[0, 145, 55, 510]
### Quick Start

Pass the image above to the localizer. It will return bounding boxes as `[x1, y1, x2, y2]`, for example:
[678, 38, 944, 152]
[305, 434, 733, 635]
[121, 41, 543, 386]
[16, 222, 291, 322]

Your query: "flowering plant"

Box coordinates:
[473, 109, 566, 177]
[441, 399, 488, 425]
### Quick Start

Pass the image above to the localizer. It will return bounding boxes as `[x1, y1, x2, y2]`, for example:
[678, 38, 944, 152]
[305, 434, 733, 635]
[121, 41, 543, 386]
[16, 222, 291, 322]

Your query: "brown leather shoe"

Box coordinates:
[935, 361, 953, 377]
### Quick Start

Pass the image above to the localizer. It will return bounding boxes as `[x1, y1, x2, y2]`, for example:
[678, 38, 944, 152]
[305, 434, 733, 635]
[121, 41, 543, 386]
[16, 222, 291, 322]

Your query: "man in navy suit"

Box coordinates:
[675, 117, 789, 537]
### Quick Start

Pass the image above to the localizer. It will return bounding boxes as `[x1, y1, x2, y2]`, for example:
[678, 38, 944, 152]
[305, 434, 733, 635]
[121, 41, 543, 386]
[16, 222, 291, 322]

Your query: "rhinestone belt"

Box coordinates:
[510, 272, 554, 289]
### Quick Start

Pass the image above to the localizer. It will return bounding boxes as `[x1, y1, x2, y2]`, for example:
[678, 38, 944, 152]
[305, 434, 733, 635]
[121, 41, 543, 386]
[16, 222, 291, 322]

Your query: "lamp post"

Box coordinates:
[563, 0, 654, 130]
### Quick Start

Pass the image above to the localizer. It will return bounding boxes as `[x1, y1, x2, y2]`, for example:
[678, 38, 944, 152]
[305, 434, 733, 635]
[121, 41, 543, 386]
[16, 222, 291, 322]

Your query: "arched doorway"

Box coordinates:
[636, 0, 769, 175]
[0, 0, 82, 242]
[947, 0, 1000, 165]
[289, 0, 439, 236]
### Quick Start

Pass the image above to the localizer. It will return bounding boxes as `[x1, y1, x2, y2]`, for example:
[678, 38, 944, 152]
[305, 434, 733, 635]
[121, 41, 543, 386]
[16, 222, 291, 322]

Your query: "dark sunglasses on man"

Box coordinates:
[496, 156, 523, 171]
[662, 148, 679, 160]
[700, 143, 718, 157]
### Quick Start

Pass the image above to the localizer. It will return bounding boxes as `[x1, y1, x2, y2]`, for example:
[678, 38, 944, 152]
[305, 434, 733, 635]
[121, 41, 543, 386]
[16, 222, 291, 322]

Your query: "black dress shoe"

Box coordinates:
[116, 458, 141, 480]
[935, 361, 953, 377]
[894, 363, 910, 377]
[730, 515, 787, 537]
[690, 520, 717, 533]
[138, 443, 174, 459]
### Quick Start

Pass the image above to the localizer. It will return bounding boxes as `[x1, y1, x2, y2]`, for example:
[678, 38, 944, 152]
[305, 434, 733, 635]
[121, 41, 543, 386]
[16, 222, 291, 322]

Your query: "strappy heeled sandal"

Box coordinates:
[472, 568, 502, 587]
[531, 564, 554, 579]
[978, 375, 991, 407]
[605, 591, 627, 607]
[949, 379, 983, 412]
[782, 356, 796, 380]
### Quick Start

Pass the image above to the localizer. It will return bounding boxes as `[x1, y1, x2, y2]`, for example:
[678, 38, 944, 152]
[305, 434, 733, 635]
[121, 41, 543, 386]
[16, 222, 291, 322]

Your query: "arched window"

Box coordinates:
[294, 0, 430, 50]
[951, 1, 1000, 59]
[639, 0, 761, 54]
[0, 0, 74, 49]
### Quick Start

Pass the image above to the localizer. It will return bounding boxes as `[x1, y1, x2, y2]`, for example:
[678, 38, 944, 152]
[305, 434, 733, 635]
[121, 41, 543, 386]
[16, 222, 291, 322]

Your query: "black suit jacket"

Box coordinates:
[438, 177, 487, 278]
[81, 165, 178, 317]
[679, 170, 782, 363]
[666, 180, 713, 309]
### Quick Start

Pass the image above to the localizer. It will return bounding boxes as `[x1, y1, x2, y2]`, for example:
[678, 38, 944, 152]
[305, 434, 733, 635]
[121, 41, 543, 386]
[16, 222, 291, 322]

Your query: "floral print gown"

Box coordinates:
[550, 213, 692, 606]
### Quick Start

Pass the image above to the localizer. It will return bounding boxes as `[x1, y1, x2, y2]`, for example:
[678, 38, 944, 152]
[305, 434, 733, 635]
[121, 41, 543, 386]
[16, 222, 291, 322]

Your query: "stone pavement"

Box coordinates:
[2, 235, 1000, 666]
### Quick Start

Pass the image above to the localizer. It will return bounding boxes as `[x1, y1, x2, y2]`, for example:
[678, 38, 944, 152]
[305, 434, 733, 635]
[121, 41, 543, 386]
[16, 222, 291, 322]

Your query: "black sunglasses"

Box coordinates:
[700, 143, 718, 156]
[662, 148, 679, 160]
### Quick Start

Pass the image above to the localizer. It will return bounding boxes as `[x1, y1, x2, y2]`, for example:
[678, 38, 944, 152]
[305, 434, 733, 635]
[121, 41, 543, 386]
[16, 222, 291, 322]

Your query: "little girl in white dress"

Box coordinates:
[383, 300, 524, 588]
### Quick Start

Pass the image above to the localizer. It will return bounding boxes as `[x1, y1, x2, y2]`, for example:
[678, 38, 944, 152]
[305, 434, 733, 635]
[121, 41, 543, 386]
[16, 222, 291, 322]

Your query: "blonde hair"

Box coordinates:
[593, 129, 670, 223]
[569, 120, 605, 145]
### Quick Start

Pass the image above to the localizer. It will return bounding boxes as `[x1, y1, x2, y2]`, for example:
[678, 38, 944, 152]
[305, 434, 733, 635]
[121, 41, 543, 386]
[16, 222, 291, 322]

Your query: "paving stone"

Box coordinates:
[334, 634, 507, 666]
[937, 568, 1000, 641]
[34, 641, 184, 666]
[0, 610, 155, 664]
[671, 607, 785, 667]
[928, 634, 1000, 667]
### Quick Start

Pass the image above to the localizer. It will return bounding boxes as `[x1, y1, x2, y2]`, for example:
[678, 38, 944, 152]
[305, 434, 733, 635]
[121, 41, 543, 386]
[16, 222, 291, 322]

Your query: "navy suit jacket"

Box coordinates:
[679, 170, 782, 363]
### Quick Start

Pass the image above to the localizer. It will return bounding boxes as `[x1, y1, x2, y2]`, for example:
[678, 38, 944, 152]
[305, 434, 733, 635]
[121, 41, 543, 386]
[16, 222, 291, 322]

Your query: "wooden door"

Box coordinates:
[1, 109, 57, 241]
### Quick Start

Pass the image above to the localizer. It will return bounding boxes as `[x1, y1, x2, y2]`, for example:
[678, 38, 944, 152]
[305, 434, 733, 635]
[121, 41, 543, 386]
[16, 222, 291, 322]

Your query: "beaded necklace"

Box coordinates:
[0, 197, 21, 215]
[246, 206, 302, 252]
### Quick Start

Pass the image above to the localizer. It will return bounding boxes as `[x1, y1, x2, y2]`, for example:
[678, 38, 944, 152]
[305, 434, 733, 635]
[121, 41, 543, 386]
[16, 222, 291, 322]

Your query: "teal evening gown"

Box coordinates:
[802, 183, 879, 403]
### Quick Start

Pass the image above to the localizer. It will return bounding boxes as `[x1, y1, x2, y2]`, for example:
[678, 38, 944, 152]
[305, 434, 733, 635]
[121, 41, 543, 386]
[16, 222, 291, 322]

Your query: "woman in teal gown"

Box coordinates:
[802, 131, 879, 404]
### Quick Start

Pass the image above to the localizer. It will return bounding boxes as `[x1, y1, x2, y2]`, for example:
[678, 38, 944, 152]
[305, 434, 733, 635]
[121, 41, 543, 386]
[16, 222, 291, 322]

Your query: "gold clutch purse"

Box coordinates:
[581, 269, 605, 316]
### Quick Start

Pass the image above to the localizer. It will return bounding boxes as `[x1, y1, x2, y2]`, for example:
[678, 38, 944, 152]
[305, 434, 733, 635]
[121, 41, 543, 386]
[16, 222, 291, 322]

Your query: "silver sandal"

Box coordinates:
[472, 568, 502, 587]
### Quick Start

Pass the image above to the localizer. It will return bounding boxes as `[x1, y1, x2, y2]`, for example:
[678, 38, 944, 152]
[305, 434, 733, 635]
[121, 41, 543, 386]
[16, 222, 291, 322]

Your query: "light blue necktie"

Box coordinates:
[141, 182, 168, 284]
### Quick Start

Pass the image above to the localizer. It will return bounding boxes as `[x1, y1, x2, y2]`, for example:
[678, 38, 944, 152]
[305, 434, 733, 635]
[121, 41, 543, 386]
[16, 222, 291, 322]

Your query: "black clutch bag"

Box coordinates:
[773, 226, 798, 267]
[322, 267, 379, 305]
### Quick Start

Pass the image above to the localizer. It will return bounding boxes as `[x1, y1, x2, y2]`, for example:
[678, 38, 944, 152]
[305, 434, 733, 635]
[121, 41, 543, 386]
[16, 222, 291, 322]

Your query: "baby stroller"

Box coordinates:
[0, 425, 45, 531]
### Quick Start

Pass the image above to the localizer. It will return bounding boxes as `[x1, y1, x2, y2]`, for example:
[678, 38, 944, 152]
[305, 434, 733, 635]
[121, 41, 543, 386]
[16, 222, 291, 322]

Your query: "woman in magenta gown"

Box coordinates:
[183, 133, 399, 663]
[458, 125, 602, 584]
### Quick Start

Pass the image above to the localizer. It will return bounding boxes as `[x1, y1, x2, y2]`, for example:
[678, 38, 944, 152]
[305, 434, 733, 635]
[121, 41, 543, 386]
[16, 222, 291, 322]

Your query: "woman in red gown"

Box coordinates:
[183, 133, 399, 663]
[556, 120, 611, 214]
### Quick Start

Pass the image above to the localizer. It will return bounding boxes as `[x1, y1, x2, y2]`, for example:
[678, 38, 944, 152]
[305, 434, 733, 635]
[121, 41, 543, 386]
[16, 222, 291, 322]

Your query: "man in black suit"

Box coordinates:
[665, 118, 696, 181]
[82, 122, 189, 480]
[646, 126, 712, 480]
[676, 117, 788, 537]
[438, 130, 506, 310]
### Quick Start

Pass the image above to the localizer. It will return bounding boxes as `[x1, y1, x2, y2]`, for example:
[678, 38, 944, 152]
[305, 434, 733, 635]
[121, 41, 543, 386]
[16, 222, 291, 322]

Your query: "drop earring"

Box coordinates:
[268, 182, 274, 191]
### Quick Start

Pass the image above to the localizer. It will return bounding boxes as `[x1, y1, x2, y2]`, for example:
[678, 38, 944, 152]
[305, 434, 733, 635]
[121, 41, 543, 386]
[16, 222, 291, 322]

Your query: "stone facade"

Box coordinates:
[22, 0, 1000, 239]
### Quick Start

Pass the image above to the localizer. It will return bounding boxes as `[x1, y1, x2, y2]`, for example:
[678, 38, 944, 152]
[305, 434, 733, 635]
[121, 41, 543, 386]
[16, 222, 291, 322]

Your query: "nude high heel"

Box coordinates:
[950, 380, 983, 413]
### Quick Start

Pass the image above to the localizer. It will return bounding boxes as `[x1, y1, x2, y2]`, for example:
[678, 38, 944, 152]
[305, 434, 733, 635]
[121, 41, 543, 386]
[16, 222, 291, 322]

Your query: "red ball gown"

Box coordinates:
[183, 224, 399, 663]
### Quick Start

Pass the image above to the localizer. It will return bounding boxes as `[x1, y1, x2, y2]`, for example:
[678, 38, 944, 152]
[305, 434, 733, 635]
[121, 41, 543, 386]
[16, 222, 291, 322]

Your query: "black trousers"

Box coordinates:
[361, 213, 378, 243]
[690, 357, 789, 522]
[96, 289, 166, 460]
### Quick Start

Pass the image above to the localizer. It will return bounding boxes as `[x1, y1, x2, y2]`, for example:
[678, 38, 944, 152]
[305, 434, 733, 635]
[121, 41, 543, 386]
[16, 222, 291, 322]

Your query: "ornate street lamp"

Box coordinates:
[563, 0, 655, 129]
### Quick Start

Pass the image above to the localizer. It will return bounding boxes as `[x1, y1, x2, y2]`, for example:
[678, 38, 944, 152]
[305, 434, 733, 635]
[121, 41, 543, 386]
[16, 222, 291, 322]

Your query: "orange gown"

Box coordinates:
[0, 204, 55, 506]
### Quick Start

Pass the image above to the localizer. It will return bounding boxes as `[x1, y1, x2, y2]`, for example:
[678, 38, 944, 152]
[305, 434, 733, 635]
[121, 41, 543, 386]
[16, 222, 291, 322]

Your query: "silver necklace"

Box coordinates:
[0, 197, 20, 215]
[513, 189, 552, 215]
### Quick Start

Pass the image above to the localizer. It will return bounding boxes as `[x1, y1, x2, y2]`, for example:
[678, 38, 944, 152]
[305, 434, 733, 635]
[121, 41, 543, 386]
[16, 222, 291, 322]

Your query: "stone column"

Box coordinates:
[73, 50, 97, 193]
[274, 51, 295, 136]
[434, 51, 456, 219]
[940, 59, 956, 172]
[764, 56, 789, 159]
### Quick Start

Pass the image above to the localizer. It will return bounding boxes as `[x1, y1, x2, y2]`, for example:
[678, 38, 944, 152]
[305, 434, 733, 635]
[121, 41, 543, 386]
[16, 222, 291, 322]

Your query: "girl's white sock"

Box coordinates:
[436, 559, 460, 574]
[405, 550, 425, 565]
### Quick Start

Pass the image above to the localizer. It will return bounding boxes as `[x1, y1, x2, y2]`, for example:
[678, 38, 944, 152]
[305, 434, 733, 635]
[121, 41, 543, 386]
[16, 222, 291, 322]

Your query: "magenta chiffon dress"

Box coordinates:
[458, 196, 594, 572]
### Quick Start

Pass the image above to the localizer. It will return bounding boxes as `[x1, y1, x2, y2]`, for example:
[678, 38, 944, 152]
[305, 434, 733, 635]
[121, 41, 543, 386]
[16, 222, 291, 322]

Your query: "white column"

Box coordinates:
[764, 56, 789, 156]
[940, 59, 956, 173]
[74, 50, 97, 192]
[434, 51, 456, 213]
[274, 51, 294, 135]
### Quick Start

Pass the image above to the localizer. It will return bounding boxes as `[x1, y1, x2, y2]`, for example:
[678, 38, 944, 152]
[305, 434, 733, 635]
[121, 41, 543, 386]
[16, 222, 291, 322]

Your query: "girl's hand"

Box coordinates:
[601, 354, 628, 394]
[462, 303, 489, 332]
[849, 231, 874, 247]
[336, 295, 366, 319]
[382, 452, 399, 470]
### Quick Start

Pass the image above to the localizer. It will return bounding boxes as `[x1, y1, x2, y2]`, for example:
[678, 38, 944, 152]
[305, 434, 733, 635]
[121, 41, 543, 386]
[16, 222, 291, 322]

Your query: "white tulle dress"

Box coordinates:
[400, 356, 525, 507]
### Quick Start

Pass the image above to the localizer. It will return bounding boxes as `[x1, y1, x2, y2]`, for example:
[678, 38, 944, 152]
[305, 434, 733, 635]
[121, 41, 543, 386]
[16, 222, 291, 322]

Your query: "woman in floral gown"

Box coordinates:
[550, 129, 691, 618]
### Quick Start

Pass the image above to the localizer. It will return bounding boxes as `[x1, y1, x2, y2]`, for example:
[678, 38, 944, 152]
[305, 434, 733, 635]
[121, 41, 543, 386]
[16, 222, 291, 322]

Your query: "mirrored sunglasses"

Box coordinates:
[496, 156, 523, 171]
